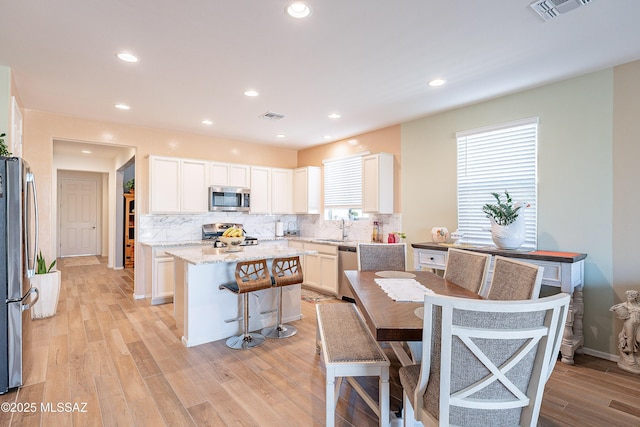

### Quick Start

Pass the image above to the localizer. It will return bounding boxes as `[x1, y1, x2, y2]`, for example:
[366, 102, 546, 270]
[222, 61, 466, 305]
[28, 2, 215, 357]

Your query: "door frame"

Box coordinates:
[57, 170, 103, 258]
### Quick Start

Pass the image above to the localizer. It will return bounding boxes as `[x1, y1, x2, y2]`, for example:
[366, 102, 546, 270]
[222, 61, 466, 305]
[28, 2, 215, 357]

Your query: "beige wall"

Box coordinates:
[402, 67, 619, 356]
[612, 62, 640, 306]
[21, 110, 298, 266]
[297, 125, 402, 213]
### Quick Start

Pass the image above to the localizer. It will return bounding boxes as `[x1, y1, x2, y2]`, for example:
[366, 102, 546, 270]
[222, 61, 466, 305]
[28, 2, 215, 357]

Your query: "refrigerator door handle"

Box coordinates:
[6, 287, 39, 311]
[25, 172, 39, 278]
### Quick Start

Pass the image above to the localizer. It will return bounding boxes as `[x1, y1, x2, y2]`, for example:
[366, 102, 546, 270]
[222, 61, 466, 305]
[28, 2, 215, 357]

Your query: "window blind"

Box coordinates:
[456, 118, 538, 249]
[323, 153, 366, 208]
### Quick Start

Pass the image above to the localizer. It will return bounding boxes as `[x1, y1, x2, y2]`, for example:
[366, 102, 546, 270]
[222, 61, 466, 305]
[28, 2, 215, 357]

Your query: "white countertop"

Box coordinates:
[166, 244, 316, 265]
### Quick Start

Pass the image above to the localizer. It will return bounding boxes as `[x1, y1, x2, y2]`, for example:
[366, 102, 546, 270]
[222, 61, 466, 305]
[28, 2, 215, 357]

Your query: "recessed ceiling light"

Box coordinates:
[428, 79, 446, 87]
[328, 113, 341, 119]
[116, 52, 138, 63]
[244, 90, 259, 97]
[114, 103, 130, 110]
[286, 2, 312, 18]
[347, 139, 358, 145]
[201, 119, 213, 125]
[81, 150, 92, 154]
[276, 134, 286, 138]
[324, 135, 332, 139]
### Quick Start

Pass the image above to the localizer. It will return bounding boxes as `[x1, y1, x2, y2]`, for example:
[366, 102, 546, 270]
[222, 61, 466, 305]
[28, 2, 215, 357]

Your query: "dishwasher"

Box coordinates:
[338, 245, 358, 302]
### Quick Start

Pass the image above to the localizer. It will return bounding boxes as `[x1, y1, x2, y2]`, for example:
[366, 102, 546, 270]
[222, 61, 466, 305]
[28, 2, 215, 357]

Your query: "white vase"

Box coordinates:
[29, 270, 61, 319]
[490, 214, 525, 250]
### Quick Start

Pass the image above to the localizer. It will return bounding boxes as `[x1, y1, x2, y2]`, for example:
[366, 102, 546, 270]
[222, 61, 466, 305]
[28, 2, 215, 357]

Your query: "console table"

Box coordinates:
[412, 242, 587, 365]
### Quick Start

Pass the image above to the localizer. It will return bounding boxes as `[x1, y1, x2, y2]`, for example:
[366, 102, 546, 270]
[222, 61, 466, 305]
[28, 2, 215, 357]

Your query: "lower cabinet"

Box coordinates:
[150, 245, 199, 305]
[292, 241, 338, 295]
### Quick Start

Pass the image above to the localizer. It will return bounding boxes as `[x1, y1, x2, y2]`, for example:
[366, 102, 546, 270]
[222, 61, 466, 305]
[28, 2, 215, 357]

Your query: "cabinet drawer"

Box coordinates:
[416, 250, 446, 269]
[304, 242, 338, 256]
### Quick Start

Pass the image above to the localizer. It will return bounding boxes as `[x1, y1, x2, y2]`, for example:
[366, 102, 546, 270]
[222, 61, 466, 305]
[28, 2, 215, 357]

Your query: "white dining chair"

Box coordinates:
[399, 292, 570, 426]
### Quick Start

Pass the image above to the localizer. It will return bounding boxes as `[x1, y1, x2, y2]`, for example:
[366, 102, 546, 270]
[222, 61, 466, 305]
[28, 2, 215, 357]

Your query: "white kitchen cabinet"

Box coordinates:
[362, 152, 394, 214]
[299, 242, 338, 295]
[209, 162, 251, 188]
[181, 159, 208, 213]
[293, 166, 321, 214]
[150, 156, 180, 213]
[149, 156, 207, 214]
[250, 166, 271, 214]
[271, 168, 293, 214]
[152, 250, 175, 305]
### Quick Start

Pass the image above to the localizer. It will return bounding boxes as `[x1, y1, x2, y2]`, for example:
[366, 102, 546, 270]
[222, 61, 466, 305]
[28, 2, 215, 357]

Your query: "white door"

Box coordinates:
[60, 178, 98, 256]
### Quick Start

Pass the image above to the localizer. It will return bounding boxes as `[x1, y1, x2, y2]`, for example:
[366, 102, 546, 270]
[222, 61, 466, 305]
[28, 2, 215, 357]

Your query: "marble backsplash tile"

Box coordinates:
[139, 212, 402, 244]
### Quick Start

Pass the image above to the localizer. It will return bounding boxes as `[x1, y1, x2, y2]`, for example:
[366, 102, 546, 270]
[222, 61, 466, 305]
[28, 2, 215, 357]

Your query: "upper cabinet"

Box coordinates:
[271, 168, 293, 214]
[250, 166, 292, 214]
[293, 166, 321, 214]
[149, 156, 208, 214]
[250, 166, 271, 214]
[209, 162, 251, 188]
[362, 153, 394, 214]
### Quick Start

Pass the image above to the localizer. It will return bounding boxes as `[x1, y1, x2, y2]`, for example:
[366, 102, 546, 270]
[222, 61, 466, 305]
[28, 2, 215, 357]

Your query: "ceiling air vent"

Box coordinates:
[259, 111, 286, 120]
[530, 0, 592, 21]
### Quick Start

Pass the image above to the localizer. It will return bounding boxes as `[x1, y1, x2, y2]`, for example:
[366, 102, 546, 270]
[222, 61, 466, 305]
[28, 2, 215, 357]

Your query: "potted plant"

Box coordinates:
[0, 132, 12, 157]
[125, 178, 135, 194]
[482, 190, 527, 249]
[30, 251, 61, 319]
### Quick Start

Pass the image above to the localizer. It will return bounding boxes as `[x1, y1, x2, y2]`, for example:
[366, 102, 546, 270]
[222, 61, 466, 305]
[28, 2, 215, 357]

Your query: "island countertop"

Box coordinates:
[166, 244, 316, 265]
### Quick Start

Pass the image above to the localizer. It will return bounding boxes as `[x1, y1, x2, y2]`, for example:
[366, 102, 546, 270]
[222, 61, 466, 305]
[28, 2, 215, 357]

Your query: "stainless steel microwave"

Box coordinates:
[208, 186, 251, 212]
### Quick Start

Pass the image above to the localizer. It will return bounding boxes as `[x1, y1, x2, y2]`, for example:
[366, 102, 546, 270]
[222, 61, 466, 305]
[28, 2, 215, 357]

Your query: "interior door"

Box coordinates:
[60, 178, 98, 257]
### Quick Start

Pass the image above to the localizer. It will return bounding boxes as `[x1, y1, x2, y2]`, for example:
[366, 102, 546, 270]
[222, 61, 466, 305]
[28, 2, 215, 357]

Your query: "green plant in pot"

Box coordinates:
[482, 190, 521, 226]
[36, 251, 57, 274]
[31, 251, 61, 319]
[482, 190, 526, 249]
[0, 132, 12, 157]
[125, 178, 135, 193]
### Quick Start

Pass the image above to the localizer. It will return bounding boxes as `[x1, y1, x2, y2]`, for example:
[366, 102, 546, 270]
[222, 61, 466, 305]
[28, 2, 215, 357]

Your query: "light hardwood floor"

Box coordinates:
[1, 257, 640, 426]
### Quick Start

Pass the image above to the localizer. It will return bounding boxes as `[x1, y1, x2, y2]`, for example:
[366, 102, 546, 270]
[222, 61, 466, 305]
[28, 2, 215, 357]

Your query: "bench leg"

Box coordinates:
[380, 369, 390, 427]
[402, 391, 414, 427]
[325, 367, 336, 427]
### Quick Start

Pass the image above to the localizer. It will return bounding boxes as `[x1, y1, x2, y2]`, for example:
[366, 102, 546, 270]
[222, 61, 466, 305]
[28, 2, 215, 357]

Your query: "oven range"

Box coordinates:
[201, 223, 259, 248]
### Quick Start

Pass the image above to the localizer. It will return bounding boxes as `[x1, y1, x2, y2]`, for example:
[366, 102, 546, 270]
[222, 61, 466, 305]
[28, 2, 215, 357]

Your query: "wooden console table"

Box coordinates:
[412, 242, 587, 365]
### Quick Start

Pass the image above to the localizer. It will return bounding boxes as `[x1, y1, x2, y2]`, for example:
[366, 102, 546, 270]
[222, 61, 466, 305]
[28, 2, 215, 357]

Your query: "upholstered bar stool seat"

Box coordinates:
[262, 256, 303, 339]
[219, 259, 272, 349]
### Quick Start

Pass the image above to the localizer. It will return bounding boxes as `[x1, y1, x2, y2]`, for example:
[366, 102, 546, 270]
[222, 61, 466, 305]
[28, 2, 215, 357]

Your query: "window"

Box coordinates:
[456, 118, 538, 249]
[323, 152, 368, 220]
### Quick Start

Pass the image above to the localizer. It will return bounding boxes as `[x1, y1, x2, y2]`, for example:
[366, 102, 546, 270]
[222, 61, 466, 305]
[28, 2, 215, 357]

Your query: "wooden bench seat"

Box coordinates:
[316, 303, 390, 427]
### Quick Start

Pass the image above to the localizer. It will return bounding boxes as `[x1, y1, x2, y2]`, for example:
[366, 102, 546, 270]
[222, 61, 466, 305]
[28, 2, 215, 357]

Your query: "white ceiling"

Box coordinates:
[2, 0, 639, 150]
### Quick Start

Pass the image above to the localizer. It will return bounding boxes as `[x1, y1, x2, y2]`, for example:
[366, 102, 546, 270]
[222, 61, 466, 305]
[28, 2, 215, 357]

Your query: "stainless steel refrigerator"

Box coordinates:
[1, 157, 39, 394]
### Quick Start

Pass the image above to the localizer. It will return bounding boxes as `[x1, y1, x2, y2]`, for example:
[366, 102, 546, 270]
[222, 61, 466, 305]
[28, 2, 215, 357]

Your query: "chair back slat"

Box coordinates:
[272, 256, 304, 287]
[234, 259, 272, 293]
[357, 243, 407, 271]
[486, 256, 544, 300]
[443, 248, 491, 294]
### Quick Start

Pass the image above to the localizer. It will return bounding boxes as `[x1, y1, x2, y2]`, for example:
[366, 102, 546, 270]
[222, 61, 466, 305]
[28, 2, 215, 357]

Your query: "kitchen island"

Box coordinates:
[167, 244, 316, 347]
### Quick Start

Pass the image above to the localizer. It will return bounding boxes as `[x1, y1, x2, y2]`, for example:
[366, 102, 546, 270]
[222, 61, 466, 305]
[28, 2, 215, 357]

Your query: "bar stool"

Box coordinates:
[262, 256, 303, 339]
[219, 259, 273, 349]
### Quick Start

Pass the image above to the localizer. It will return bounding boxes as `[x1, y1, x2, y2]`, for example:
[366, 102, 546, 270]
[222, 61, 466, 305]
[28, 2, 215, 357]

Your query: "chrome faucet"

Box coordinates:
[341, 219, 347, 241]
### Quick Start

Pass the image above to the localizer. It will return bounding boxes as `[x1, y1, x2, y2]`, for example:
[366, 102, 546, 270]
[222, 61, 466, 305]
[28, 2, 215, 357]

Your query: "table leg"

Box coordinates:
[560, 285, 584, 365]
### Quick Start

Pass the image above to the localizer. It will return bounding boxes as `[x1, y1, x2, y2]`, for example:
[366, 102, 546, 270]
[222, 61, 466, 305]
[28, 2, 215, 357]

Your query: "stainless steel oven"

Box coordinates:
[208, 186, 250, 212]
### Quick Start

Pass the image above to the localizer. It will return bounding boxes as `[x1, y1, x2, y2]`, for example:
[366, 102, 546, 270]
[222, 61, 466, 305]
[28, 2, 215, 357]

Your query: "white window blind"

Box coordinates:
[323, 153, 366, 208]
[456, 118, 538, 250]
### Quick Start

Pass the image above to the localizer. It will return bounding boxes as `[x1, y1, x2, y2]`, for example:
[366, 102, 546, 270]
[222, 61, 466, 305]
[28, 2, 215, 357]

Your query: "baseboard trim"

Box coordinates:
[581, 347, 618, 362]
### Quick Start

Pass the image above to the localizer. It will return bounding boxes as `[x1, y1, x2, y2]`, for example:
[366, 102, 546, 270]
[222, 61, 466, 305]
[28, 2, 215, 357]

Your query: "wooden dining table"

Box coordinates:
[344, 269, 482, 366]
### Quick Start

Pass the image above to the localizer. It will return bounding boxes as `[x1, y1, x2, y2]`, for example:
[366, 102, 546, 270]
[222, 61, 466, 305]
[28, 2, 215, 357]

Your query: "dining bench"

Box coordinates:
[316, 302, 390, 427]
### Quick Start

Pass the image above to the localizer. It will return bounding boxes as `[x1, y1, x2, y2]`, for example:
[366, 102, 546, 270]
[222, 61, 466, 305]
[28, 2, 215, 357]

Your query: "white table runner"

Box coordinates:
[374, 278, 433, 302]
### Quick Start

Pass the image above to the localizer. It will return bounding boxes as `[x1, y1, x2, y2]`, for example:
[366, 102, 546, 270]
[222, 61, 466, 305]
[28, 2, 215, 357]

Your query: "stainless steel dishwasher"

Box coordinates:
[338, 245, 358, 301]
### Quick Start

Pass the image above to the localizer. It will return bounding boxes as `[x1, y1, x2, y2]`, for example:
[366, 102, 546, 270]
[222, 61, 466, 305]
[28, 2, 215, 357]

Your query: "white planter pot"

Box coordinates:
[490, 215, 525, 250]
[29, 270, 61, 319]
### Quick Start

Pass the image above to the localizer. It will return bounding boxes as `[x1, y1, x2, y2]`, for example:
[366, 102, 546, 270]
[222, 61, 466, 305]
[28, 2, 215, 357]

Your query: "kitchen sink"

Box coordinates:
[316, 238, 344, 242]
